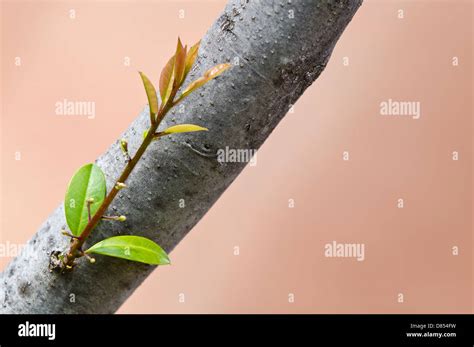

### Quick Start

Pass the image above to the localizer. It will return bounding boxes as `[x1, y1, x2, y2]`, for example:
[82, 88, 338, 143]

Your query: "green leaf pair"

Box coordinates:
[64, 163, 170, 265]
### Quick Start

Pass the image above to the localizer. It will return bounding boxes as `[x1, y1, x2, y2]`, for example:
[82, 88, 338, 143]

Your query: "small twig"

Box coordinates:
[82, 251, 96, 264]
[102, 215, 126, 222]
[61, 230, 81, 239]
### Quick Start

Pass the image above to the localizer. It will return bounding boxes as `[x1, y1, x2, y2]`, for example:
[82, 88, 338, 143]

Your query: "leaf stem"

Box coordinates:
[64, 103, 172, 267]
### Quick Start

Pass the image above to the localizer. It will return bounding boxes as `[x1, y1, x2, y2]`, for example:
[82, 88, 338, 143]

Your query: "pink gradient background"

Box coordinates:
[1, 0, 472, 313]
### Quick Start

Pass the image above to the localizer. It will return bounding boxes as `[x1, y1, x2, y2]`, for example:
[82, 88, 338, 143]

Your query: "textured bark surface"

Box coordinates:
[0, 0, 362, 313]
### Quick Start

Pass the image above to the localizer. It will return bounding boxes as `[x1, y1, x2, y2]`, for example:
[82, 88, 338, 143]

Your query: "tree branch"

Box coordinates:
[0, 0, 362, 313]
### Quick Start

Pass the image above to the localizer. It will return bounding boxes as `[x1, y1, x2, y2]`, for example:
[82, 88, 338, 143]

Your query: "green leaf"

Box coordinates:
[65, 163, 106, 236]
[159, 124, 208, 136]
[85, 235, 170, 265]
[139, 71, 159, 123]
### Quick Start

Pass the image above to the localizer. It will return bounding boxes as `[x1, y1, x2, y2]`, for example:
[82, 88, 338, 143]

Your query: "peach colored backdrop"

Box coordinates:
[1, 0, 472, 313]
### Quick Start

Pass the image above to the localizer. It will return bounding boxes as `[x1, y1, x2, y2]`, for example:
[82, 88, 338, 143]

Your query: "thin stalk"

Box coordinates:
[64, 102, 173, 267]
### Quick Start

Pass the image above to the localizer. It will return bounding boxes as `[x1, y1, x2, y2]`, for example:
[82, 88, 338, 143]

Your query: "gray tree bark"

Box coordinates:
[0, 0, 362, 313]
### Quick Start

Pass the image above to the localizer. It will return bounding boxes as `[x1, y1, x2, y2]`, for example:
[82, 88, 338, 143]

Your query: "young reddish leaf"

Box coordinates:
[157, 124, 208, 137]
[177, 63, 231, 103]
[159, 55, 175, 106]
[184, 40, 200, 77]
[173, 38, 187, 88]
[203, 63, 231, 79]
[139, 72, 159, 124]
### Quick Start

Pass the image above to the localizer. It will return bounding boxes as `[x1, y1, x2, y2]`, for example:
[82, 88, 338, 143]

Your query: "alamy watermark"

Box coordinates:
[55, 99, 96, 119]
[324, 241, 365, 261]
[0, 241, 26, 257]
[380, 98, 421, 119]
[18, 321, 55, 341]
[217, 146, 257, 166]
